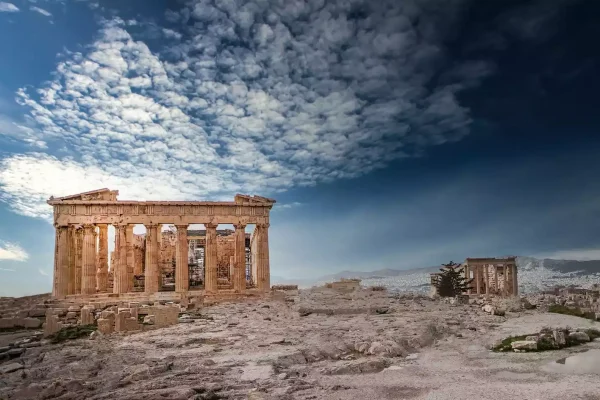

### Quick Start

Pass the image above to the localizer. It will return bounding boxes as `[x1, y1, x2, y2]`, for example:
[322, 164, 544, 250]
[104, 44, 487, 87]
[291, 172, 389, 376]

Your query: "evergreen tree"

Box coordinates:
[433, 261, 473, 297]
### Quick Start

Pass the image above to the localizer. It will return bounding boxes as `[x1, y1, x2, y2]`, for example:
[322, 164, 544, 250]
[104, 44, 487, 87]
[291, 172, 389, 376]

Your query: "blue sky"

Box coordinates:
[1, 0, 599, 296]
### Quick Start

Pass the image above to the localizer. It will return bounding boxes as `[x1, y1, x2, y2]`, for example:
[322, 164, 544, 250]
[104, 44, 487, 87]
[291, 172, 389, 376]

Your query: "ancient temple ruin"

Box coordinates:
[431, 257, 519, 297]
[48, 188, 275, 300]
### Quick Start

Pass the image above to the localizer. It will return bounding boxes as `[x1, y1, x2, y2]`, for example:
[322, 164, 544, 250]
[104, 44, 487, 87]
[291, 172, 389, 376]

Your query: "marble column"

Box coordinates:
[113, 224, 129, 294]
[233, 223, 246, 293]
[503, 265, 509, 296]
[204, 223, 218, 293]
[125, 225, 134, 292]
[67, 226, 76, 295]
[52, 225, 69, 298]
[96, 224, 109, 292]
[484, 264, 490, 298]
[81, 224, 97, 295]
[512, 264, 519, 296]
[175, 224, 189, 293]
[256, 223, 270, 292]
[475, 264, 481, 295]
[74, 227, 83, 294]
[494, 266, 499, 295]
[144, 224, 159, 294]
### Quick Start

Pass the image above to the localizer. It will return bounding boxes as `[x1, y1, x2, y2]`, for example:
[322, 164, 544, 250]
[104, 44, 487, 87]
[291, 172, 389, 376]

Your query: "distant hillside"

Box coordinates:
[275, 256, 600, 293]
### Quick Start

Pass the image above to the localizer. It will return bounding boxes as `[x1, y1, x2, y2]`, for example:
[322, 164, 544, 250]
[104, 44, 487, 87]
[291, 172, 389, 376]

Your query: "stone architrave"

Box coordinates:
[233, 223, 246, 293]
[204, 223, 218, 293]
[97, 224, 109, 292]
[175, 224, 189, 293]
[113, 224, 129, 294]
[144, 224, 159, 293]
[52, 225, 69, 298]
[81, 224, 97, 295]
[256, 223, 270, 292]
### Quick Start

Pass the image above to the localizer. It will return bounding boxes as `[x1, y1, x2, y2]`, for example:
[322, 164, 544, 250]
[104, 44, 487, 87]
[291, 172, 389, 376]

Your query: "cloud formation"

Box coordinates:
[1, 0, 491, 220]
[0, 2, 18, 12]
[30, 6, 52, 17]
[0, 241, 29, 262]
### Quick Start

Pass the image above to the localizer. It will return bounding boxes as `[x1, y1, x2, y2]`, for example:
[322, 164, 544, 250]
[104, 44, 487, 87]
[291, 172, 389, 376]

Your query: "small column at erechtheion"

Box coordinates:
[113, 223, 129, 294]
[144, 224, 160, 293]
[74, 227, 83, 294]
[52, 225, 69, 298]
[256, 223, 270, 292]
[233, 223, 246, 293]
[96, 224, 109, 292]
[512, 264, 519, 296]
[81, 224, 97, 295]
[204, 223, 218, 293]
[175, 224, 189, 293]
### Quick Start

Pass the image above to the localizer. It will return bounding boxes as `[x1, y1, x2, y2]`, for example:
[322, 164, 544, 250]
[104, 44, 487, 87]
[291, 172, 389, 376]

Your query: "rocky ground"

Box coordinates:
[2, 287, 600, 400]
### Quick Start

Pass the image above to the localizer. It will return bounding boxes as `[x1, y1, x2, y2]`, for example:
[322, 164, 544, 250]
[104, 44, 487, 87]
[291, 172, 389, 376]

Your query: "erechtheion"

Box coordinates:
[431, 257, 519, 297]
[47, 188, 275, 300]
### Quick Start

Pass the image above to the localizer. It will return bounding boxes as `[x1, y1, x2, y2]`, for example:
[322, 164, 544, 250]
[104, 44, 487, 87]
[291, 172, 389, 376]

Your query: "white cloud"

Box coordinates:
[0, 241, 29, 262]
[1, 2, 494, 220]
[533, 249, 600, 261]
[30, 6, 52, 17]
[38, 268, 49, 276]
[0, 2, 19, 12]
[0, 268, 16, 272]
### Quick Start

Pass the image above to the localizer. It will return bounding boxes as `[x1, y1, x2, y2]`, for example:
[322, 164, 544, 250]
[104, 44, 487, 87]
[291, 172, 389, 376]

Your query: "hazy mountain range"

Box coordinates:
[272, 257, 600, 293]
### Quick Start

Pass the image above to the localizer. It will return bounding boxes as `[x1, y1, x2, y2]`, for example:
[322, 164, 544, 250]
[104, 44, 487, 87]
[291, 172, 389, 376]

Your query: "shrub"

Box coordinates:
[48, 324, 97, 344]
[548, 304, 599, 321]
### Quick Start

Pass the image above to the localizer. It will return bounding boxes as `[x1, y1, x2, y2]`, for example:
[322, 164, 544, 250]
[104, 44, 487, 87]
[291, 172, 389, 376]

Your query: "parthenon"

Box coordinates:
[47, 188, 275, 299]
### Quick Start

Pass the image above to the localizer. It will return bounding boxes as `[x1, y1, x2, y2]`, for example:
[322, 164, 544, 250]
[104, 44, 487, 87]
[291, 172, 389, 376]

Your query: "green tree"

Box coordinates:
[434, 261, 473, 297]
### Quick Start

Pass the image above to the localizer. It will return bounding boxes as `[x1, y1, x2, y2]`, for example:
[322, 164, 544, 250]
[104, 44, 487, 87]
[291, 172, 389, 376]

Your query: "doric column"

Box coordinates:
[233, 223, 247, 293]
[494, 266, 499, 295]
[125, 225, 134, 292]
[204, 223, 218, 293]
[81, 224, 97, 295]
[175, 224, 189, 293]
[475, 264, 481, 295]
[74, 227, 83, 294]
[52, 225, 69, 298]
[484, 264, 490, 298]
[144, 224, 160, 294]
[503, 265, 509, 296]
[67, 226, 76, 295]
[96, 224, 109, 292]
[113, 224, 129, 294]
[256, 223, 271, 292]
[512, 264, 519, 296]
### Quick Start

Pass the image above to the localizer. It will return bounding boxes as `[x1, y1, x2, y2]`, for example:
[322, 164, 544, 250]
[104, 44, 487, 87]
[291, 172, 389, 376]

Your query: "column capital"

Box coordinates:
[233, 223, 247, 230]
[53, 223, 68, 229]
[174, 224, 189, 229]
[112, 222, 129, 228]
[82, 224, 96, 232]
[256, 223, 270, 229]
[144, 223, 160, 229]
[205, 222, 218, 230]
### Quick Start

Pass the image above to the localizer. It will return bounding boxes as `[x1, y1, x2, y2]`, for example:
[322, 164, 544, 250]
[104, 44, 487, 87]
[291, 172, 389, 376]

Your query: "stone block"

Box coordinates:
[511, 340, 538, 351]
[97, 318, 114, 334]
[0, 362, 24, 374]
[28, 308, 47, 318]
[115, 312, 127, 332]
[569, 331, 591, 343]
[0, 318, 16, 329]
[17, 310, 29, 319]
[65, 312, 78, 320]
[22, 318, 42, 329]
[143, 315, 155, 325]
[68, 306, 81, 312]
[81, 308, 95, 325]
[43, 315, 61, 337]
[125, 317, 139, 331]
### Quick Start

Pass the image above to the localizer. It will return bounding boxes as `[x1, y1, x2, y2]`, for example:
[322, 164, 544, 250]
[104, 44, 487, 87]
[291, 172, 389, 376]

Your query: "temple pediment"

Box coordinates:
[234, 194, 276, 205]
[50, 188, 119, 202]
